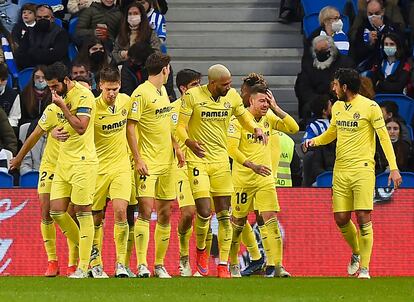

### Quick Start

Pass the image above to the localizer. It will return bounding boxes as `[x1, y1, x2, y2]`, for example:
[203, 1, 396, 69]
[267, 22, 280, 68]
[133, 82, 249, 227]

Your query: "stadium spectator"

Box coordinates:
[70, 60, 91, 79]
[0, 106, 17, 156]
[19, 118, 45, 175]
[359, 76, 376, 99]
[278, 0, 301, 24]
[0, 19, 18, 79]
[75, 0, 122, 51]
[375, 117, 410, 173]
[301, 95, 335, 186]
[379, 100, 411, 144]
[19, 65, 52, 126]
[138, 0, 167, 53]
[67, 0, 98, 16]
[350, 0, 403, 73]
[0, 0, 19, 33]
[0, 63, 20, 131]
[11, 3, 36, 48]
[112, 2, 160, 65]
[295, 35, 354, 125]
[15, 5, 69, 70]
[349, 0, 405, 43]
[274, 131, 302, 187]
[369, 33, 410, 94]
[303, 6, 350, 62]
[76, 37, 111, 93]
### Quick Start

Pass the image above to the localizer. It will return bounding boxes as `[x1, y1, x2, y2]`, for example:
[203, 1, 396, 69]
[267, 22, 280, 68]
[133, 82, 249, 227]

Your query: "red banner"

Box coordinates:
[0, 188, 413, 276]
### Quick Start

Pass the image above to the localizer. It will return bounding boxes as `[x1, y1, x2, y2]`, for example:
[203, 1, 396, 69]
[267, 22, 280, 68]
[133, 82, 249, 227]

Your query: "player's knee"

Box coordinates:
[255, 211, 265, 226]
[232, 216, 246, 227]
[113, 208, 127, 223]
[196, 207, 211, 218]
[334, 212, 351, 227]
[355, 210, 371, 225]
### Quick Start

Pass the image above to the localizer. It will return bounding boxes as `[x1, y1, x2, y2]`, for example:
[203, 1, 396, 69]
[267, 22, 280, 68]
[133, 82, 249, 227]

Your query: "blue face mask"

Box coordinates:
[34, 81, 47, 90]
[383, 46, 397, 57]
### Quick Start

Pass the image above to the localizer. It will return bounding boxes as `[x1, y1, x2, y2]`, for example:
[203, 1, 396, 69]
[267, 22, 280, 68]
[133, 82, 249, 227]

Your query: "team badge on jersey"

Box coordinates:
[264, 121, 269, 128]
[224, 101, 231, 109]
[353, 112, 360, 120]
[193, 179, 199, 185]
[122, 109, 127, 116]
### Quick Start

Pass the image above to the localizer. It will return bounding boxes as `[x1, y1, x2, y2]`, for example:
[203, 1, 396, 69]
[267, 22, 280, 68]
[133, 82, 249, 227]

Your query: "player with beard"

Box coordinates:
[45, 62, 98, 278]
[305, 68, 402, 279]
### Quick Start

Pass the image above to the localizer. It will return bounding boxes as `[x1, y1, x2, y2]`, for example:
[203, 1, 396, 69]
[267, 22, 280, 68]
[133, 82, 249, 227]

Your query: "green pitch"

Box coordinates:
[0, 277, 413, 302]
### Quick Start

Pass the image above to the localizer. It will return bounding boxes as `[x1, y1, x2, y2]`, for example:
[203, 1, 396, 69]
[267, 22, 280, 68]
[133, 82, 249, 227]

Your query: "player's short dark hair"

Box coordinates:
[176, 69, 201, 94]
[128, 42, 154, 64]
[334, 68, 360, 94]
[99, 66, 120, 83]
[44, 62, 69, 82]
[380, 100, 399, 116]
[0, 63, 8, 80]
[73, 75, 91, 86]
[242, 73, 268, 88]
[249, 83, 268, 96]
[311, 95, 331, 118]
[145, 52, 171, 76]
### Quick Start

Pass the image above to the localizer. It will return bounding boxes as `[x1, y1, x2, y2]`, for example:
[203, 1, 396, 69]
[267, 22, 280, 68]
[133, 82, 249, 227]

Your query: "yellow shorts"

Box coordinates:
[136, 165, 176, 200]
[50, 162, 98, 206]
[176, 166, 195, 208]
[130, 168, 138, 206]
[231, 183, 279, 218]
[92, 170, 132, 211]
[332, 169, 375, 212]
[187, 162, 233, 200]
[37, 169, 55, 194]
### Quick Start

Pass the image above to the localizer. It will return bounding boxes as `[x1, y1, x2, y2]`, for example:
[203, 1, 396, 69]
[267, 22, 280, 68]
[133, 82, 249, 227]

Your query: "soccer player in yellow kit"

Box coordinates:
[176, 64, 265, 278]
[45, 62, 98, 279]
[126, 53, 184, 278]
[227, 83, 299, 277]
[88, 67, 131, 278]
[171, 69, 203, 276]
[10, 104, 78, 277]
[305, 68, 402, 279]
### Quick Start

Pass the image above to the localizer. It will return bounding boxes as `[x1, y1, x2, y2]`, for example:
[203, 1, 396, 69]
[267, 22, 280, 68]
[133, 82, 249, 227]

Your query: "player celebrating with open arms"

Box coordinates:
[126, 52, 184, 278]
[176, 64, 265, 278]
[305, 68, 402, 279]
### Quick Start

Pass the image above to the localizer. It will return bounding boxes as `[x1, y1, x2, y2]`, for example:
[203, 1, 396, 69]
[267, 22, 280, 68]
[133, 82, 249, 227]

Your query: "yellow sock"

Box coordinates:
[358, 222, 373, 269]
[258, 224, 274, 266]
[178, 226, 192, 258]
[125, 225, 135, 267]
[339, 220, 360, 255]
[114, 221, 129, 265]
[134, 218, 149, 266]
[76, 212, 95, 272]
[41, 220, 57, 261]
[90, 223, 103, 267]
[241, 223, 262, 261]
[195, 214, 211, 250]
[265, 218, 283, 266]
[217, 210, 231, 264]
[229, 222, 244, 265]
[67, 238, 78, 266]
[50, 211, 79, 245]
[205, 227, 212, 256]
[154, 223, 171, 266]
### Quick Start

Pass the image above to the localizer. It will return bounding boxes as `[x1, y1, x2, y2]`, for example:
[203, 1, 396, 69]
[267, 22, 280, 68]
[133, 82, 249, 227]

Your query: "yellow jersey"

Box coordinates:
[94, 93, 130, 173]
[128, 80, 174, 173]
[314, 94, 397, 171]
[58, 81, 98, 164]
[37, 103, 65, 171]
[180, 85, 247, 163]
[228, 110, 298, 187]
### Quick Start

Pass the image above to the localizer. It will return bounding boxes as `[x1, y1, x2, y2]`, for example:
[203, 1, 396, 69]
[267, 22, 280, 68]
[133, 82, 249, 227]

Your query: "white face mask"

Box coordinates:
[331, 19, 343, 33]
[390, 136, 399, 143]
[0, 84, 6, 94]
[128, 15, 141, 27]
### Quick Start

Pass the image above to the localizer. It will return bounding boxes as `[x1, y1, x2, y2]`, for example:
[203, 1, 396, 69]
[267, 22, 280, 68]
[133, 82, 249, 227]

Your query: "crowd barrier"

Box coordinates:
[1, 188, 413, 276]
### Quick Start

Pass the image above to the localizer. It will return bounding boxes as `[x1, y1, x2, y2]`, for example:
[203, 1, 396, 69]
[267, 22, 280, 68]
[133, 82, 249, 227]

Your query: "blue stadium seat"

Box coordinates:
[18, 0, 62, 6]
[68, 43, 78, 61]
[18, 67, 34, 91]
[406, 124, 414, 141]
[316, 171, 333, 187]
[301, 0, 357, 15]
[6, 73, 12, 88]
[55, 18, 63, 28]
[375, 94, 414, 125]
[0, 171, 13, 188]
[19, 171, 39, 188]
[68, 17, 79, 37]
[303, 13, 349, 38]
[376, 172, 414, 188]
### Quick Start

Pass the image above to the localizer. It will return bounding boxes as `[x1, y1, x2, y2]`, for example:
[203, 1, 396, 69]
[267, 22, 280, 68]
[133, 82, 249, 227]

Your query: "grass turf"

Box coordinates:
[0, 277, 413, 302]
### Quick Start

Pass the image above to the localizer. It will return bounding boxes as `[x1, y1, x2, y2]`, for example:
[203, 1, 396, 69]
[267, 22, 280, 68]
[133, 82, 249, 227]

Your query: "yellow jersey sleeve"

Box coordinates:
[269, 112, 299, 134]
[227, 118, 247, 165]
[38, 104, 59, 132]
[128, 92, 146, 122]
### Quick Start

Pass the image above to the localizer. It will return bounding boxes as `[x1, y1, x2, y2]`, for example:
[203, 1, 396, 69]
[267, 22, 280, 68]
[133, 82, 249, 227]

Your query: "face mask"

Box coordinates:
[89, 51, 105, 64]
[368, 14, 383, 27]
[128, 15, 141, 27]
[383, 46, 397, 57]
[316, 50, 331, 62]
[390, 136, 398, 143]
[0, 84, 6, 94]
[34, 81, 47, 90]
[35, 19, 50, 32]
[331, 19, 343, 33]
